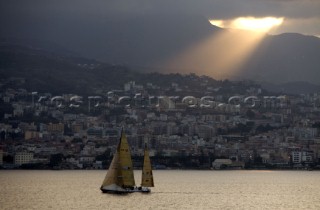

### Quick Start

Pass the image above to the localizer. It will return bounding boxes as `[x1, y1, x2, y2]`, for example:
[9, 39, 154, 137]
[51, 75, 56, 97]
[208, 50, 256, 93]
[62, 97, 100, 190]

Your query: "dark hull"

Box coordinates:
[100, 189, 129, 194]
[100, 187, 151, 194]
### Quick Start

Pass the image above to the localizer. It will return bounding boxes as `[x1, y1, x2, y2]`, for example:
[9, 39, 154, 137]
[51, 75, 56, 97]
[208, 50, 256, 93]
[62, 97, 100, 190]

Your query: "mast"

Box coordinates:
[141, 143, 154, 187]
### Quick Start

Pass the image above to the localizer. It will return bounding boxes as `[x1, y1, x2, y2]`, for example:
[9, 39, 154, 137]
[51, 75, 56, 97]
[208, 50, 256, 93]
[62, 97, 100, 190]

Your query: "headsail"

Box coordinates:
[100, 146, 121, 189]
[141, 143, 154, 187]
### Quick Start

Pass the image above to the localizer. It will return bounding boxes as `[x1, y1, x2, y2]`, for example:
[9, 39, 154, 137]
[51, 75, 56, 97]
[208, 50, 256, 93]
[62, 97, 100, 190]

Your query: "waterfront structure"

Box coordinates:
[14, 152, 34, 166]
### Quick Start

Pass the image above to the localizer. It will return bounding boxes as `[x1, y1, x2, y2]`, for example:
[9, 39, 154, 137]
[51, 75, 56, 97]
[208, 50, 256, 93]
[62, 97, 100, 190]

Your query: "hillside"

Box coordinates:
[0, 42, 225, 95]
[241, 33, 320, 84]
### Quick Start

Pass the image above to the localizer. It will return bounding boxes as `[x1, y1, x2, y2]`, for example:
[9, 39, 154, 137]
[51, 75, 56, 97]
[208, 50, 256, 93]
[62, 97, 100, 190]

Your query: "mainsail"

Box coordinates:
[141, 143, 154, 187]
[118, 131, 135, 187]
[101, 130, 135, 191]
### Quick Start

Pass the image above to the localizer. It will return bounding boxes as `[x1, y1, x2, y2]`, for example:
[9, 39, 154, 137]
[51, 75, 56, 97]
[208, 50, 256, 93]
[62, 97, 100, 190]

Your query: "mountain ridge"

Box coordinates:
[1, 42, 319, 95]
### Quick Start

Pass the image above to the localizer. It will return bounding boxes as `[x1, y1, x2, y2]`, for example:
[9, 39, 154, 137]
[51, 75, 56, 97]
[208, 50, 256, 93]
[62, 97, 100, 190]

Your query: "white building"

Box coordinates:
[14, 152, 34, 165]
[212, 159, 232, 169]
[291, 151, 301, 164]
[291, 151, 313, 164]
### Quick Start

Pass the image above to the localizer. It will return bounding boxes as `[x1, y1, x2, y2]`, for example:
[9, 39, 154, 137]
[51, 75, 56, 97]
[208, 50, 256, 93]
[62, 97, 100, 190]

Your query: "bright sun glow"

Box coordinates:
[164, 17, 284, 80]
[210, 17, 284, 32]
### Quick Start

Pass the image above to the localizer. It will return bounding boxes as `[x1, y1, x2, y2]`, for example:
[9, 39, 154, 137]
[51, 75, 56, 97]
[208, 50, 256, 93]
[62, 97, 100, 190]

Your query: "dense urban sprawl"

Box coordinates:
[1, 77, 320, 170]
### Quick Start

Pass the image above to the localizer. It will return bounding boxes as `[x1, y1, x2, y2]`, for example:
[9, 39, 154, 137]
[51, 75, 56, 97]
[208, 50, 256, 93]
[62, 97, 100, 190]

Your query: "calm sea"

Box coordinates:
[0, 170, 319, 210]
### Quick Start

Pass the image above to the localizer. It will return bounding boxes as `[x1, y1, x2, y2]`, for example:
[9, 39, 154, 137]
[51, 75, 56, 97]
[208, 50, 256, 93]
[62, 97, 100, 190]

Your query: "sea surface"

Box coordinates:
[0, 170, 319, 210]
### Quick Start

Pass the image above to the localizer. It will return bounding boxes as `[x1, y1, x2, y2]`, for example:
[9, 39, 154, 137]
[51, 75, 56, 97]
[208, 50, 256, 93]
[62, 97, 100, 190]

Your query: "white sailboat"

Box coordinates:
[100, 130, 154, 193]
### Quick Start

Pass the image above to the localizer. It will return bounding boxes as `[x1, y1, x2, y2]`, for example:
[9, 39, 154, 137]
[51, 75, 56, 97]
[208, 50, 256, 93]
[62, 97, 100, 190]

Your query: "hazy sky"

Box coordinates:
[1, 0, 320, 36]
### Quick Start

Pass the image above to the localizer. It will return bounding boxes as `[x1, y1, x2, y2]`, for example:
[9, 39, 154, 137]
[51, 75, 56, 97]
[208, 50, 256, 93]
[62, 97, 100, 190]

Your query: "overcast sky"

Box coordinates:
[1, 0, 320, 83]
[1, 0, 320, 36]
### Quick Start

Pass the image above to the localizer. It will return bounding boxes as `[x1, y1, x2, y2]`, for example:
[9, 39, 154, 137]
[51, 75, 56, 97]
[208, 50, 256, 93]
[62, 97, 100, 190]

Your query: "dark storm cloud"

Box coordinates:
[0, 0, 319, 36]
[1, 0, 319, 19]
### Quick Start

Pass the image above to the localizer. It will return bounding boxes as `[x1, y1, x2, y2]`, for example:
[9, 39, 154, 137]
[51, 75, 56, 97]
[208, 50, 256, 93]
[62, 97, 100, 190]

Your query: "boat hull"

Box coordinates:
[100, 187, 151, 194]
[131, 187, 151, 193]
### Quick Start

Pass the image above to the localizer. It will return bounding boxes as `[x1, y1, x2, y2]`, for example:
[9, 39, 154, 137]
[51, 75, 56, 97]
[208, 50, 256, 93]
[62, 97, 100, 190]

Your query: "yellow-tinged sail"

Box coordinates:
[118, 131, 135, 187]
[101, 147, 120, 188]
[141, 143, 154, 187]
[101, 130, 135, 190]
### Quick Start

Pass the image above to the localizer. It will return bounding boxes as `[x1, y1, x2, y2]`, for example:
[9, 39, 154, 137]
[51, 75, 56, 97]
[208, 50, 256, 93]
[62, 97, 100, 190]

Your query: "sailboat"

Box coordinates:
[100, 130, 154, 193]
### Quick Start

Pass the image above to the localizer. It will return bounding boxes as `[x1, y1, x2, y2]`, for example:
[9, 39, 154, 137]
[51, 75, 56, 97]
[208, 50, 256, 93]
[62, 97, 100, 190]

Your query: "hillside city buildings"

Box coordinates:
[1, 78, 320, 169]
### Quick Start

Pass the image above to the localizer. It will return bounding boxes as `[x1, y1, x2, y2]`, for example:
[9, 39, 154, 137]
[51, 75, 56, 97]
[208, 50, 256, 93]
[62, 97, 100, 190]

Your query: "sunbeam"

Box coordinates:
[163, 29, 267, 79]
